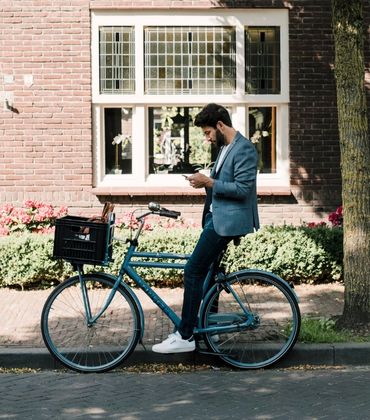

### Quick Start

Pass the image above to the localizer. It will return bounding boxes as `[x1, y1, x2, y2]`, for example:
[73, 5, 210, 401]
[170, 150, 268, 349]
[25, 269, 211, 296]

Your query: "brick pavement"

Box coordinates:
[4, 282, 370, 370]
[0, 284, 344, 348]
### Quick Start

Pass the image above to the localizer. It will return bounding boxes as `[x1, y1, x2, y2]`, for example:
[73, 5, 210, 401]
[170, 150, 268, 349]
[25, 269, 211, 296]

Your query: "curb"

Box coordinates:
[2, 343, 370, 370]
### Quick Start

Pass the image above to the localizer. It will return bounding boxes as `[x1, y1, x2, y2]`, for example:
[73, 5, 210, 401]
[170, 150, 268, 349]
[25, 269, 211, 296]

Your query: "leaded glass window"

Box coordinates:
[144, 27, 236, 95]
[245, 27, 280, 94]
[99, 27, 135, 94]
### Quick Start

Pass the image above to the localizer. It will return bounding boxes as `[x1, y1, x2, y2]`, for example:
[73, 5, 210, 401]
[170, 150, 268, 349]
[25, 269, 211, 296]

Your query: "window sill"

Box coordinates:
[92, 186, 291, 197]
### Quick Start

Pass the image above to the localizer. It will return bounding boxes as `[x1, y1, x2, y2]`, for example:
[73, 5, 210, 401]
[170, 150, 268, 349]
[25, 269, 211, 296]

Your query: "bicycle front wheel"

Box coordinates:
[200, 271, 300, 369]
[41, 274, 141, 373]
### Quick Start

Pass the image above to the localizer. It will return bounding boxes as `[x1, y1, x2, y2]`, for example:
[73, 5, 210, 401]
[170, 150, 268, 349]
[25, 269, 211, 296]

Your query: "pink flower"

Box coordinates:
[0, 204, 14, 215]
[0, 201, 69, 235]
[0, 226, 10, 236]
[2, 216, 14, 226]
[42, 204, 54, 216]
[56, 206, 68, 217]
[20, 213, 32, 224]
[24, 200, 37, 209]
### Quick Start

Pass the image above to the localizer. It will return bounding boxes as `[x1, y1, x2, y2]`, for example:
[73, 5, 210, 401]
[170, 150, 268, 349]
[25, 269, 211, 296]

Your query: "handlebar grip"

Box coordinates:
[159, 209, 181, 219]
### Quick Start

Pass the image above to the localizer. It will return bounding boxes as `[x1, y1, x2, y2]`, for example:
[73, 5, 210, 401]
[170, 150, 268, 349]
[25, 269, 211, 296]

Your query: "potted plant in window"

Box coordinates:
[251, 129, 269, 172]
[112, 134, 131, 175]
[194, 161, 214, 176]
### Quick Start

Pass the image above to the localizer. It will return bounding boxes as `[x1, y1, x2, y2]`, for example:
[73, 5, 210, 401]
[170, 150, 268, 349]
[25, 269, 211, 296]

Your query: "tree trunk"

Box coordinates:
[332, 0, 370, 327]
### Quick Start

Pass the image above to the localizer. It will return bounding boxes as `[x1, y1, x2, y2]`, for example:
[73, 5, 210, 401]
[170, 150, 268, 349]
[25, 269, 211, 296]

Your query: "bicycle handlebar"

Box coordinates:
[159, 208, 181, 219]
[147, 202, 181, 219]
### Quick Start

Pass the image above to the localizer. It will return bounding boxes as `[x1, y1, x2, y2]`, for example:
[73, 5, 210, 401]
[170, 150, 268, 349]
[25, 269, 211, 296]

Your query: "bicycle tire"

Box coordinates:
[41, 273, 141, 373]
[200, 270, 301, 369]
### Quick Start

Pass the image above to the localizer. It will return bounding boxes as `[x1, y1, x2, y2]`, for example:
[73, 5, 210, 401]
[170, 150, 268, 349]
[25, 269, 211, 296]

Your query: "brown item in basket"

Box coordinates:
[101, 202, 115, 222]
[81, 202, 115, 234]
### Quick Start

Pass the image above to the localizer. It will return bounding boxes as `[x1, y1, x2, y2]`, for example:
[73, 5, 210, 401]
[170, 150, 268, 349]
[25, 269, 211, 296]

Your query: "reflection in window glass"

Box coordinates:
[148, 107, 218, 174]
[245, 27, 280, 94]
[104, 108, 132, 174]
[249, 107, 277, 173]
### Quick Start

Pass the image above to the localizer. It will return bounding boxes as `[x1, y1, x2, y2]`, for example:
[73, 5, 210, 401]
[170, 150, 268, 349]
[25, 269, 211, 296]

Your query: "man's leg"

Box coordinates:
[178, 214, 231, 339]
[152, 214, 231, 353]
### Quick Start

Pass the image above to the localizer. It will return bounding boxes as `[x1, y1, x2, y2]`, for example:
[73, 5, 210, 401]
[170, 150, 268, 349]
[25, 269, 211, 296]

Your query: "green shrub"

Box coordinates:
[0, 225, 343, 289]
[0, 234, 73, 288]
[224, 225, 343, 283]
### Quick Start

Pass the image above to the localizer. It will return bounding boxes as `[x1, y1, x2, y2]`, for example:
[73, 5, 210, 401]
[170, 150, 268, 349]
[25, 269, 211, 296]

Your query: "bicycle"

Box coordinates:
[41, 202, 301, 373]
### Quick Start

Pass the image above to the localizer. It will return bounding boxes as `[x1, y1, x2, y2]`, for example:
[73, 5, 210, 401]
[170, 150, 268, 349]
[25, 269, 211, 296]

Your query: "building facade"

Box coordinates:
[1, 0, 369, 225]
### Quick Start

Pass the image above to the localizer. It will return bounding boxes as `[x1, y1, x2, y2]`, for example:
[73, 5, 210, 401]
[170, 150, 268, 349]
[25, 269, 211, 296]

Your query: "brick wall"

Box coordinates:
[0, 0, 93, 208]
[289, 2, 341, 218]
[0, 0, 369, 225]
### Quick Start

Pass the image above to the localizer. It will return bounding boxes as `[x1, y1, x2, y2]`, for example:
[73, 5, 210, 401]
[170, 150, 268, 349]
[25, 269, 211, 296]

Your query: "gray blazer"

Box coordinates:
[202, 131, 260, 237]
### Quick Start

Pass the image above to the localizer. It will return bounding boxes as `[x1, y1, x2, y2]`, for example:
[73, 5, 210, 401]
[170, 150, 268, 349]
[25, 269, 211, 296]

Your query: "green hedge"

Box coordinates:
[223, 225, 343, 283]
[0, 225, 343, 289]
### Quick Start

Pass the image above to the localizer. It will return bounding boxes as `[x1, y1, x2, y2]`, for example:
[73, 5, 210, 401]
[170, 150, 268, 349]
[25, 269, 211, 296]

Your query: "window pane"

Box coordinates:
[245, 27, 280, 94]
[249, 107, 277, 173]
[99, 27, 135, 94]
[144, 27, 236, 95]
[148, 106, 218, 174]
[104, 108, 132, 174]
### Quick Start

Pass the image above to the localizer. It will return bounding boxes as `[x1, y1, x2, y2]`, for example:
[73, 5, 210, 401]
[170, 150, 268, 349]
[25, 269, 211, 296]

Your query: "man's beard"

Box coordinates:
[215, 129, 226, 148]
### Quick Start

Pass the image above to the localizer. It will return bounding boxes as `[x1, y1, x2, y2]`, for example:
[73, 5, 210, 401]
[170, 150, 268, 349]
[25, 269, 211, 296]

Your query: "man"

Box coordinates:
[152, 103, 260, 353]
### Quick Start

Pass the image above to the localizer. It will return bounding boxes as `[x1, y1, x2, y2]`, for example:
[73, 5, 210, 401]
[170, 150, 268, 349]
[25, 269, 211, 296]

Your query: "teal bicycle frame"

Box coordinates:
[76, 215, 255, 339]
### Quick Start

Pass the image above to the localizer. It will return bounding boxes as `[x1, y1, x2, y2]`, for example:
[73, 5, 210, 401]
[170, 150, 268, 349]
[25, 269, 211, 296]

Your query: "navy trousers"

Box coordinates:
[178, 213, 234, 339]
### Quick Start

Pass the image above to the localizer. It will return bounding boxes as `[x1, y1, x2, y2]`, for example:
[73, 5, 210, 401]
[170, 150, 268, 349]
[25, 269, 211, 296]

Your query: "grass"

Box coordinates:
[299, 317, 370, 343]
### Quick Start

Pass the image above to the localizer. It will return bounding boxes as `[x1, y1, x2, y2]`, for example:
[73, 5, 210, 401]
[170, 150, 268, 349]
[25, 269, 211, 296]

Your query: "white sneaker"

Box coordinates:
[152, 331, 196, 354]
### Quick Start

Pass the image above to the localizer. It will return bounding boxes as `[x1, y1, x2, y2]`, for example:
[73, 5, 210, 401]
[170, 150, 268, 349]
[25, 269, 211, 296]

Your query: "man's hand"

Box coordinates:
[187, 173, 214, 189]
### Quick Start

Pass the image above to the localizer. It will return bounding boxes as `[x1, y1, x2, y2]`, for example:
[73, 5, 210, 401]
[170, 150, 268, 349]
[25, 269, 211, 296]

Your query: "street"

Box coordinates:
[1, 366, 370, 419]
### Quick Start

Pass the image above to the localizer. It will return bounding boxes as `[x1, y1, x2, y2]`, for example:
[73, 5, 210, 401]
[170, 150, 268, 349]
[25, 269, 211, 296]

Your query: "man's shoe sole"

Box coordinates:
[152, 347, 195, 354]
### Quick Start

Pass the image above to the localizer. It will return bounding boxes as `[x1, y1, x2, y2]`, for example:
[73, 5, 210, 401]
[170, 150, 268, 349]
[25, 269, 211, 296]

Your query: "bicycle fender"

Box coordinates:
[83, 272, 145, 340]
[225, 269, 300, 302]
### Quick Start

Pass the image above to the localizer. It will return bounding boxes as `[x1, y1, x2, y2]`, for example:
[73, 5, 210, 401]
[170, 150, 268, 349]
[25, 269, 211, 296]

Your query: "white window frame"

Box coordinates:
[91, 9, 290, 189]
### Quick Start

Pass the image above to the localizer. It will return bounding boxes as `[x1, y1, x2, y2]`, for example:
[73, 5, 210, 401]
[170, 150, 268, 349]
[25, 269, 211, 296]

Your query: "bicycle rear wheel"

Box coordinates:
[200, 271, 300, 369]
[41, 273, 141, 373]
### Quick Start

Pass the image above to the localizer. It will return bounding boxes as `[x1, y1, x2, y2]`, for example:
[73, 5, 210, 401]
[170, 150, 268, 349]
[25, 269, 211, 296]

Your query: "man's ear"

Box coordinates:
[216, 121, 224, 131]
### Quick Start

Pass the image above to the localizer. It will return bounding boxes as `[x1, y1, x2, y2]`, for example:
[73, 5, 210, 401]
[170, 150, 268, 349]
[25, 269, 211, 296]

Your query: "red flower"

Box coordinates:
[328, 206, 343, 227]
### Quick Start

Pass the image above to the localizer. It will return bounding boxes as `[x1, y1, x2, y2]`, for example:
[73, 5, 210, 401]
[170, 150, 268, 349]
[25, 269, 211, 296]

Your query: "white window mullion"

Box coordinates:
[234, 105, 246, 134]
[132, 25, 146, 183]
[277, 103, 289, 183]
[135, 24, 144, 97]
[132, 105, 146, 182]
[280, 15, 290, 102]
[92, 105, 103, 186]
[235, 21, 245, 99]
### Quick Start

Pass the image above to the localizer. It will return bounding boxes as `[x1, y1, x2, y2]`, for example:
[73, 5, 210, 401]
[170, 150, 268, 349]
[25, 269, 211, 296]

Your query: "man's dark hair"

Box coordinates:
[194, 103, 232, 129]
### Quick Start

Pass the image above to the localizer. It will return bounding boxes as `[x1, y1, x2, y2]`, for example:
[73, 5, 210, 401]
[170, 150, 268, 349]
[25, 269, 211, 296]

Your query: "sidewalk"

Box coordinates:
[1, 283, 370, 369]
